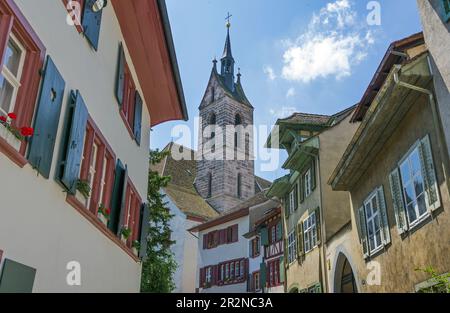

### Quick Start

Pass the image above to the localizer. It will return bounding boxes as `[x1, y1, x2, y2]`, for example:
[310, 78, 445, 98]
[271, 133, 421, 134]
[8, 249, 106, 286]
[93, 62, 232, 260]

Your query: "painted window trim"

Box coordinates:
[119, 63, 138, 141]
[252, 271, 261, 292]
[267, 258, 282, 288]
[0, 0, 46, 166]
[121, 178, 143, 249]
[303, 212, 318, 254]
[363, 189, 384, 254]
[287, 230, 297, 264]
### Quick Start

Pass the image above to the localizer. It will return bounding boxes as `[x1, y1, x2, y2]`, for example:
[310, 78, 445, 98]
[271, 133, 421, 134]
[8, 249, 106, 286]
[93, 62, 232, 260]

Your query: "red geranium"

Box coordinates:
[105, 208, 111, 216]
[7, 112, 17, 120]
[20, 127, 34, 137]
[0, 116, 6, 123]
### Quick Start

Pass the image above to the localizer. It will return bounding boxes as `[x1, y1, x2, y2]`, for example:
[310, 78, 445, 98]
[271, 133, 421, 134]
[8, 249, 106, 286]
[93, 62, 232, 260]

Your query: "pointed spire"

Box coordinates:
[220, 13, 235, 92]
[222, 25, 233, 59]
[212, 57, 218, 72]
[237, 67, 241, 84]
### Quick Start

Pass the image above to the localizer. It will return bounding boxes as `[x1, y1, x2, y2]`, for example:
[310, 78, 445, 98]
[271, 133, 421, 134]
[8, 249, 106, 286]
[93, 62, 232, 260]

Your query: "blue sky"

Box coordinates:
[151, 0, 423, 181]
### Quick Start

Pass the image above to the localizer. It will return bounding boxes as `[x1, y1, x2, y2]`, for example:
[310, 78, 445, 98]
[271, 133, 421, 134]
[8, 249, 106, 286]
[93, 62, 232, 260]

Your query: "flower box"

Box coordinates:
[0, 123, 21, 151]
[121, 234, 128, 244]
[97, 213, 108, 226]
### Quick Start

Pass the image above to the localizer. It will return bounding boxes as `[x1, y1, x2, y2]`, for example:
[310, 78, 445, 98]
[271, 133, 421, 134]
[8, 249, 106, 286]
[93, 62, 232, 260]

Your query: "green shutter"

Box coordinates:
[389, 168, 409, 234]
[59, 91, 88, 193]
[284, 195, 290, 218]
[315, 207, 321, 245]
[311, 159, 317, 191]
[300, 175, 305, 203]
[261, 227, 269, 246]
[117, 164, 129, 235]
[357, 206, 369, 259]
[419, 135, 441, 212]
[279, 256, 285, 283]
[108, 159, 126, 233]
[133, 91, 143, 146]
[260, 262, 267, 289]
[28, 56, 66, 179]
[82, 0, 103, 50]
[139, 203, 151, 260]
[297, 222, 304, 260]
[377, 186, 391, 245]
[0, 259, 36, 293]
[440, 0, 450, 22]
[294, 184, 299, 210]
[315, 282, 322, 293]
[115, 42, 126, 106]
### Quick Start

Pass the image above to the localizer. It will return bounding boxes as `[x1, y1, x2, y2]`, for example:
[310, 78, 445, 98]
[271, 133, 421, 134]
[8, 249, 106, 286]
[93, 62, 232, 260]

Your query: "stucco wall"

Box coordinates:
[346, 95, 450, 292]
[197, 216, 249, 293]
[0, 0, 153, 292]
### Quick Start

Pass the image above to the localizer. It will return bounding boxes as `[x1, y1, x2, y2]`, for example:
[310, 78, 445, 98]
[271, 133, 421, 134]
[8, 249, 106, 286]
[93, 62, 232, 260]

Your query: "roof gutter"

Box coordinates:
[156, 0, 189, 122]
[393, 59, 450, 191]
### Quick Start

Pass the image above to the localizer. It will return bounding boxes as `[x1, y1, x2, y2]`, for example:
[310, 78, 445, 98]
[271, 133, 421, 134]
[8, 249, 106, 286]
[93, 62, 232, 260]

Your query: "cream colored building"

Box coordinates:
[0, 0, 187, 292]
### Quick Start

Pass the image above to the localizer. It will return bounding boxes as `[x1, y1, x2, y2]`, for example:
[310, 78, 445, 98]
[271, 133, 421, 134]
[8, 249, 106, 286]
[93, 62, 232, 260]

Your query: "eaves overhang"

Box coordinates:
[282, 136, 319, 171]
[329, 53, 432, 191]
[266, 175, 291, 198]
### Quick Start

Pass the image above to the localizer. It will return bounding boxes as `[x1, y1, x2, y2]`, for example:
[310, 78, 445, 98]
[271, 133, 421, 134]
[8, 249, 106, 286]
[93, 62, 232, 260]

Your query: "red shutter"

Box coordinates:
[232, 224, 238, 242]
[203, 234, 207, 249]
[220, 229, 227, 244]
[213, 231, 220, 247]
[213, 265, 219, 285]
[200, 267, 205, 287]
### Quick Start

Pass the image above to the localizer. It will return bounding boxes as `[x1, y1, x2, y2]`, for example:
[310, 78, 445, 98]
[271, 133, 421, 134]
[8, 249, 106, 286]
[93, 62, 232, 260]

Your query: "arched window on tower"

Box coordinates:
[208, 172, 213, 198]
[211, 87, 215, 103]
[237, 173, 242, 198]
[209, 113, 216, 153]
[234, 114, 242, 149]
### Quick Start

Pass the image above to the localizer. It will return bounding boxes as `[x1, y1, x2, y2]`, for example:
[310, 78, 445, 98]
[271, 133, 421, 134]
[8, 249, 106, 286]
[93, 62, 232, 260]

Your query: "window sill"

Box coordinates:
[66, 194, 140, 263]
[408, 212, 431, 232]
[0, 136, 27, 168]
[217, 277, 246, 286]
[119, 110, 136, 141]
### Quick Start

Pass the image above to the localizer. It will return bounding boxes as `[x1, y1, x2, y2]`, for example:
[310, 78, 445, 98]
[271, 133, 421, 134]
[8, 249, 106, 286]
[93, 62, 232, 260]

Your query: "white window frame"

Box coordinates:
[225, 263, 229, 279]
[240, 260, 245, 277]
[205, 267, 212, 283]
[98, 155, 108, 206]
[304, 169, 312, 198]
[398, 143, 429, 228]
[363, 190, 383, 254]
[254, 272, 260, 291]
[289, 188, 296, 214]
[287, 230, 297, 264]
[303, 212, 317, 253]
[0, 34, 26, 116]
[86, 142, 98, 208]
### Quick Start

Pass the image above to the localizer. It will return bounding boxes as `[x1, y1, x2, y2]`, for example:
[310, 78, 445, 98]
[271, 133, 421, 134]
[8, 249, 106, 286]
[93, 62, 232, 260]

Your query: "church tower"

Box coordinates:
[195, 19, 256, 213]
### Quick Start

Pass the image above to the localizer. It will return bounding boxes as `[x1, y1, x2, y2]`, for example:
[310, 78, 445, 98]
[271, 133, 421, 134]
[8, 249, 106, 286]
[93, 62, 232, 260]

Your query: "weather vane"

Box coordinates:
[225, 12, 232, 28]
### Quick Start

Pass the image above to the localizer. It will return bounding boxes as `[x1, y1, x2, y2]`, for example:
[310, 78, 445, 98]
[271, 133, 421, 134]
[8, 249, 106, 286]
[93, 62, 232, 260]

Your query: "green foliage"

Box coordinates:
[76, 179, 91, 198]
[121, 227, 132, 239]
[0, 119, 25, 141]
[415, 266, 450, 293]
[140, 149, 177, 293]
[132, 240, 141, 250]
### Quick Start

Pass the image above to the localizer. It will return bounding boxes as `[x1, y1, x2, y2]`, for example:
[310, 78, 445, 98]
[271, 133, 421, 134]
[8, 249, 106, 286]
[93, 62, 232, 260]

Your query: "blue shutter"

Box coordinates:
[261, 227, 269, 246]
[82, 0, 103, 50]
[276, 221, 282, 241]
[259, 263, 266, 289]
[139, 203, 151, 260]
[28, 56, 65, 178]
[441, 0, 450, 23]
[279, 256, 285, 283]
[115, 43, 125, 106]
[59, 91, 88, 193]
[108, 159, 126, 234]
[117, 164, 128, 236]
[133, 91, 143, 146]
[0, 259, 36, 293]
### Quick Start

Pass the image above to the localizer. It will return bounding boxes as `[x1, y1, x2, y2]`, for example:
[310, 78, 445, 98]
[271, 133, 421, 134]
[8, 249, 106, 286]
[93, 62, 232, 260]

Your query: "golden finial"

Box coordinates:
[225, 12, 232, 29]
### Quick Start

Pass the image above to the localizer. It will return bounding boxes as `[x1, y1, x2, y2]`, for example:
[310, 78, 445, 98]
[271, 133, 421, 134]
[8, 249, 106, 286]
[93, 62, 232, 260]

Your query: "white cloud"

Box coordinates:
[263, 65, 277, 81]
[281, 0, 375, 83]
[269, 106, 297, 119]
[286, 87, 296, 98]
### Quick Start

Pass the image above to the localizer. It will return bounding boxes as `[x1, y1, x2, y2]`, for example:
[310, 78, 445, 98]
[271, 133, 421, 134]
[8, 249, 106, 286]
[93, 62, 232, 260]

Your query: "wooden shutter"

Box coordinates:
[419, 135, 441, 212]
[203, 234, 208, 249]
[376, 186, 391, 246]
[138, 203, 151, 259]
[314, 207, 321, 245]
[232, 224, 239, 242]
[58, 91, 88, 192]
[279, 256, 285, 283]
[82, 0, 103, 50]
[261, 227, 269, 246]
[117, 165, 128, 235]
[133, 91, 143, 146]
[108, 159, 126, 233]
[260, 263, 266, 289]
[212, 265, 219, 286]
[199, 268, 205, 287]
[389, 168, 409, 234]
[297, 222, 304, 260]
[0, 259, 36, 293]
[115, 42, 126, 106]
[213, 231, 220, 247]
[357, 206, 369, 259]
[311, 159, 317, 191]
[28, 56, 66, 179]
[294, 184, 299, 210]
[441, 0, 450, 22]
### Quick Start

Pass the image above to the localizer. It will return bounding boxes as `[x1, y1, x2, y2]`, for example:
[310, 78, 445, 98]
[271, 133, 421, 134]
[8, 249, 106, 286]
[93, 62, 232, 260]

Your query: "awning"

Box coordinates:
[330, 52, 432, 191]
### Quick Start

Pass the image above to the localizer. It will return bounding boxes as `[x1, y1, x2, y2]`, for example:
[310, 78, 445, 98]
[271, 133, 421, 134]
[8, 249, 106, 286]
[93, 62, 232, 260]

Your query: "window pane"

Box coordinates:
[375, 230, 382, 248]
[400, 162, 411, 183]
[417, 194, 427, 216]
[0, 75, 14, 113]
[3, 39, 22, 77]
[369, 235, 375, 251]
[407, 203, 417, 223]
[410, 150, 421, 175]
[365, 204, 372, 218]
[414, 176, 424, 196]
[404, 184, 415, 205]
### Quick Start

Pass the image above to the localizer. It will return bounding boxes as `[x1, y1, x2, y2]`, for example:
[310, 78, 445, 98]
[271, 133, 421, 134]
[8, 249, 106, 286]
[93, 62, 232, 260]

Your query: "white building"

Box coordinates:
[0, 0, 187, 292]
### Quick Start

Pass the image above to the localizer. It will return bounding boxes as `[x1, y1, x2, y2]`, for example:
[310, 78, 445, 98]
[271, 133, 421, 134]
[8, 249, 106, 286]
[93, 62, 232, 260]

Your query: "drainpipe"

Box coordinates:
[393, 62, 450, 192]
[317, 152, 329, 293]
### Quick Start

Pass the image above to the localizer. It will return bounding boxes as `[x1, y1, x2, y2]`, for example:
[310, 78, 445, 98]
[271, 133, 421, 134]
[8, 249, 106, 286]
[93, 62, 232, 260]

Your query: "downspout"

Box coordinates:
[317, 151, 329, 293]
[393, 61, 450, 192]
